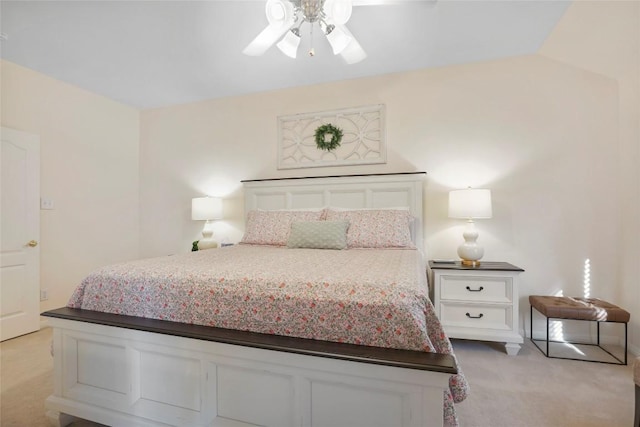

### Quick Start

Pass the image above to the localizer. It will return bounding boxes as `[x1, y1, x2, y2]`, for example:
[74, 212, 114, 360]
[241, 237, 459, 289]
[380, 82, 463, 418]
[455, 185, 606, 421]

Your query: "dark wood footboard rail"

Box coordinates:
[43, 307, 457, 375]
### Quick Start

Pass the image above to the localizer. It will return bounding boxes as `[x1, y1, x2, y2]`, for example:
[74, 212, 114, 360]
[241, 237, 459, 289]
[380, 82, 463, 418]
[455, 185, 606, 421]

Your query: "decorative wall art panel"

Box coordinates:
[277, 104, 386, 170]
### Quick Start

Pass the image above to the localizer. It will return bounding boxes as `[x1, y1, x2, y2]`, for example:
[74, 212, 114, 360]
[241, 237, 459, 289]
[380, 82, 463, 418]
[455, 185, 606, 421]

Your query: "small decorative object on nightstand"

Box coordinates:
[430, 260, 524, 356]
[192, 196, 223, 250]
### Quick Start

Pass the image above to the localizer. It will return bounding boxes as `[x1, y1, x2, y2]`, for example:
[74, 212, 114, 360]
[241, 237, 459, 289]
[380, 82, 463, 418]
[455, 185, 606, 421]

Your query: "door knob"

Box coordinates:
[27, 240, 38, 247]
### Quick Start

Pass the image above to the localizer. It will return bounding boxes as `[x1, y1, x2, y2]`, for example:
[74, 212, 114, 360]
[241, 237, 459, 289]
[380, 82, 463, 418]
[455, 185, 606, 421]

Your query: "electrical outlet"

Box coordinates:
[40, 289, 49, 301]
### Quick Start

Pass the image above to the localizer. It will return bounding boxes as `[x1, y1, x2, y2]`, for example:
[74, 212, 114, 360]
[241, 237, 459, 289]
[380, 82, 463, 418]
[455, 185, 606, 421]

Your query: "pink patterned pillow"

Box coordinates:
[324, 209, 415, 248]
[241, 210, 324, 246]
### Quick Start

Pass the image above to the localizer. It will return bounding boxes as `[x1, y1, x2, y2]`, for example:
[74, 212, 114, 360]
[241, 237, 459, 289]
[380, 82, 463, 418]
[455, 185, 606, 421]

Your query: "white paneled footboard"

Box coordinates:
[43, 308, 456, 427]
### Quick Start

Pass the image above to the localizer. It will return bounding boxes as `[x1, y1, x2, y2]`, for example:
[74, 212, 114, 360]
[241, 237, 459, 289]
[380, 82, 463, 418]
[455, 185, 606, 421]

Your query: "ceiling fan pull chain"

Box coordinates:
[309, 22, 315, 57]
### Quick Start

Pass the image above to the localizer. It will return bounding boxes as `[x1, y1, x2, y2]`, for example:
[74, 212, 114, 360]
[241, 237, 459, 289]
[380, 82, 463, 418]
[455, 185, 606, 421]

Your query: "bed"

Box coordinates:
[42, 172, 468, 427]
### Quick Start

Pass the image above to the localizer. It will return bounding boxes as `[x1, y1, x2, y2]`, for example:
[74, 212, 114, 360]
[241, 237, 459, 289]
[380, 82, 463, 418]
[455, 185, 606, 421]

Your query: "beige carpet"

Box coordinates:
[0, 327, 634, 426]
[453, 339, 634, 427]
[0, 328, 103, 427]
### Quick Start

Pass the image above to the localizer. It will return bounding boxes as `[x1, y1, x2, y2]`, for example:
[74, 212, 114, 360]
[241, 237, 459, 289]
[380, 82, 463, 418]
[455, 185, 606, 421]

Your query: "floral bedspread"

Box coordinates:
[67, 245, 468, 425]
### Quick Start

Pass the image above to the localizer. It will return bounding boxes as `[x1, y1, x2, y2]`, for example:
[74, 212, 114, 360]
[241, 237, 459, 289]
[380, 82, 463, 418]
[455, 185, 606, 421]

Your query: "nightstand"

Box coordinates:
[429, 261, 525, 356]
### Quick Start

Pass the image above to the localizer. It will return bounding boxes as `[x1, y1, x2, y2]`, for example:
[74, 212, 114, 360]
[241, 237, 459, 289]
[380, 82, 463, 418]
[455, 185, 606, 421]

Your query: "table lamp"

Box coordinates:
[448, 188, 492, 266]
[192, 196, 223, 250]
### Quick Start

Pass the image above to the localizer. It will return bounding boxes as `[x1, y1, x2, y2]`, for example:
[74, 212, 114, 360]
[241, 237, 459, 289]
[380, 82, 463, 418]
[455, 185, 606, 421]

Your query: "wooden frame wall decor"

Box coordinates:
[277, 104, 386, 170]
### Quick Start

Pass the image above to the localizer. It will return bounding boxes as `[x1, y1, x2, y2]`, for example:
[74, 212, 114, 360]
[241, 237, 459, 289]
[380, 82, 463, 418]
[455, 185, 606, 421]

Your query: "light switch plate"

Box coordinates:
[40, 198, 54, 210]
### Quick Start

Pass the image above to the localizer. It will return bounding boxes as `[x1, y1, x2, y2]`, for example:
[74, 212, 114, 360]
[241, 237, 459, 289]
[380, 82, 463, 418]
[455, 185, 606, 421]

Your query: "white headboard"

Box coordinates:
[242, 172, 426, 250]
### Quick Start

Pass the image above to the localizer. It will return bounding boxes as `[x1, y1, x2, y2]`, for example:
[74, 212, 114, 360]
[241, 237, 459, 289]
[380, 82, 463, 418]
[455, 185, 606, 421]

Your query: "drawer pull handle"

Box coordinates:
[465, 312, 484, 319]
[466, 286, 484, 292]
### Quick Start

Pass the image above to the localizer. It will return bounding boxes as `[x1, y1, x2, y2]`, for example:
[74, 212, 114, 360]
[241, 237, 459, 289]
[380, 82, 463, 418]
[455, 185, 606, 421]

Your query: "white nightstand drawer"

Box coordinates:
[439, 276, 512, 303]
[440, 303, 513, 331]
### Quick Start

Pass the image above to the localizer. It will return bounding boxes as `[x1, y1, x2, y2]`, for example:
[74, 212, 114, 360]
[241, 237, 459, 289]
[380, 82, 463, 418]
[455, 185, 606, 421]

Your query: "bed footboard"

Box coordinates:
[43, 308, 456, 427]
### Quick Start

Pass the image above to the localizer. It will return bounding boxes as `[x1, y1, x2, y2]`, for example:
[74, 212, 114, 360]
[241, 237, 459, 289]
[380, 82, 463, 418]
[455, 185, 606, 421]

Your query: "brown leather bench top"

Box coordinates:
[529, 295, 630, 323]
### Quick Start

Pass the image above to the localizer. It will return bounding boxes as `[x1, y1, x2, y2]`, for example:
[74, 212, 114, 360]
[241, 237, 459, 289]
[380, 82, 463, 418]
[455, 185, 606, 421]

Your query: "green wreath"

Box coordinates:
[314, 123, 343, 152]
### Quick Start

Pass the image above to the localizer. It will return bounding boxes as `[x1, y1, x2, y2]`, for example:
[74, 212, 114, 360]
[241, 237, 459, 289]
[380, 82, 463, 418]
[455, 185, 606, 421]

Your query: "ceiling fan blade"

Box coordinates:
[242, 23, 293, 56]
[337, 26, 367, 64]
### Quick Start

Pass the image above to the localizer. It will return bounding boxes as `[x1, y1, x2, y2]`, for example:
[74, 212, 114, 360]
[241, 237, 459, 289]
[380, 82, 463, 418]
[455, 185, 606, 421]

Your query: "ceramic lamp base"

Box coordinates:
[457, 219, 484, 266]
[198, 239, 219, 250]
[198, 227, 218, 250]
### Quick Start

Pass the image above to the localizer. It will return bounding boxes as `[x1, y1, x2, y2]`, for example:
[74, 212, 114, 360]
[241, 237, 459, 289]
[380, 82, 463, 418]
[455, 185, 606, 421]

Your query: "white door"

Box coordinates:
[1, 127, 40, 341]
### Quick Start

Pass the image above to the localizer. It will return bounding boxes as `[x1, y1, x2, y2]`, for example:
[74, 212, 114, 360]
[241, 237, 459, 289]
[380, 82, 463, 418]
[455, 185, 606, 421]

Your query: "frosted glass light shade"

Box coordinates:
[277, 29, 301, 58]
[448, 189, 492, 219]
[191, 197, 222, 221]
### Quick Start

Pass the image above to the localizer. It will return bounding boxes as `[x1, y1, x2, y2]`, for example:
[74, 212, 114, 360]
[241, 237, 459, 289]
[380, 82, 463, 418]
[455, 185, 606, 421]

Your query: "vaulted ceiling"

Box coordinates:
[0, 0, 571, 109]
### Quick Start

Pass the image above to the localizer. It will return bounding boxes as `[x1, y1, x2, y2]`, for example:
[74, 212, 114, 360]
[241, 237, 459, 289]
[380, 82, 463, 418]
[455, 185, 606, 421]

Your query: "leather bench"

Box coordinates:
[529, 295, 629, 364]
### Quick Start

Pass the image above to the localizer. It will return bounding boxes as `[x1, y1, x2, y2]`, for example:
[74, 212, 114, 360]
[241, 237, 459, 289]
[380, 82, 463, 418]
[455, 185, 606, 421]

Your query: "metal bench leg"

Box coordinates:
[530, 304, 533, 341]
[635, 385, 640, 427]
[546, 316, 549, 357]
[625, 322, 628, 365]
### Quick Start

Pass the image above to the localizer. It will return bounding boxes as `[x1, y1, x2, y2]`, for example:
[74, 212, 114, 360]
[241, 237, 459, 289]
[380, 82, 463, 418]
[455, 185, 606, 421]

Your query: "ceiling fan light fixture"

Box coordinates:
[266, 0, 295, 26]
[276, 28, 302, 58]
[326, 24, 352, 55]
[244, 0, 364, 62]
[324, 0, 353, 25]
[324, 23, 336, 35]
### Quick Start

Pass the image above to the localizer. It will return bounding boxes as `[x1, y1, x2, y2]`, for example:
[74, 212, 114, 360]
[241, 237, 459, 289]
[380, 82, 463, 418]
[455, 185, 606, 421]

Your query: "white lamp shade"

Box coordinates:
[448, 189, 492, 219]
[191, 197, 223, 221]
[276, 29, 301, 58]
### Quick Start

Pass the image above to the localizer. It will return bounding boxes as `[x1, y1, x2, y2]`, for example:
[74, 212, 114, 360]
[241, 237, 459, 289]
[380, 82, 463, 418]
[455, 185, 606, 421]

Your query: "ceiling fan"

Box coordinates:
[242, 0, 390, 64]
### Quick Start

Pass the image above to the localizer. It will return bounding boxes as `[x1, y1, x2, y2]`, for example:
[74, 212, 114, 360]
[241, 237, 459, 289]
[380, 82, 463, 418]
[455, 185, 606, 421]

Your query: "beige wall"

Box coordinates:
[1, 60, 141, 311]
[139, 1, 638, 350]
[539, 0, 640, 354]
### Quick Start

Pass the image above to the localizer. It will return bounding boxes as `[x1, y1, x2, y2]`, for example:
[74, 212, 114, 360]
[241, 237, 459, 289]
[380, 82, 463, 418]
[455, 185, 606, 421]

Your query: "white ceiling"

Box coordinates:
[0, 0, 571, 110]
